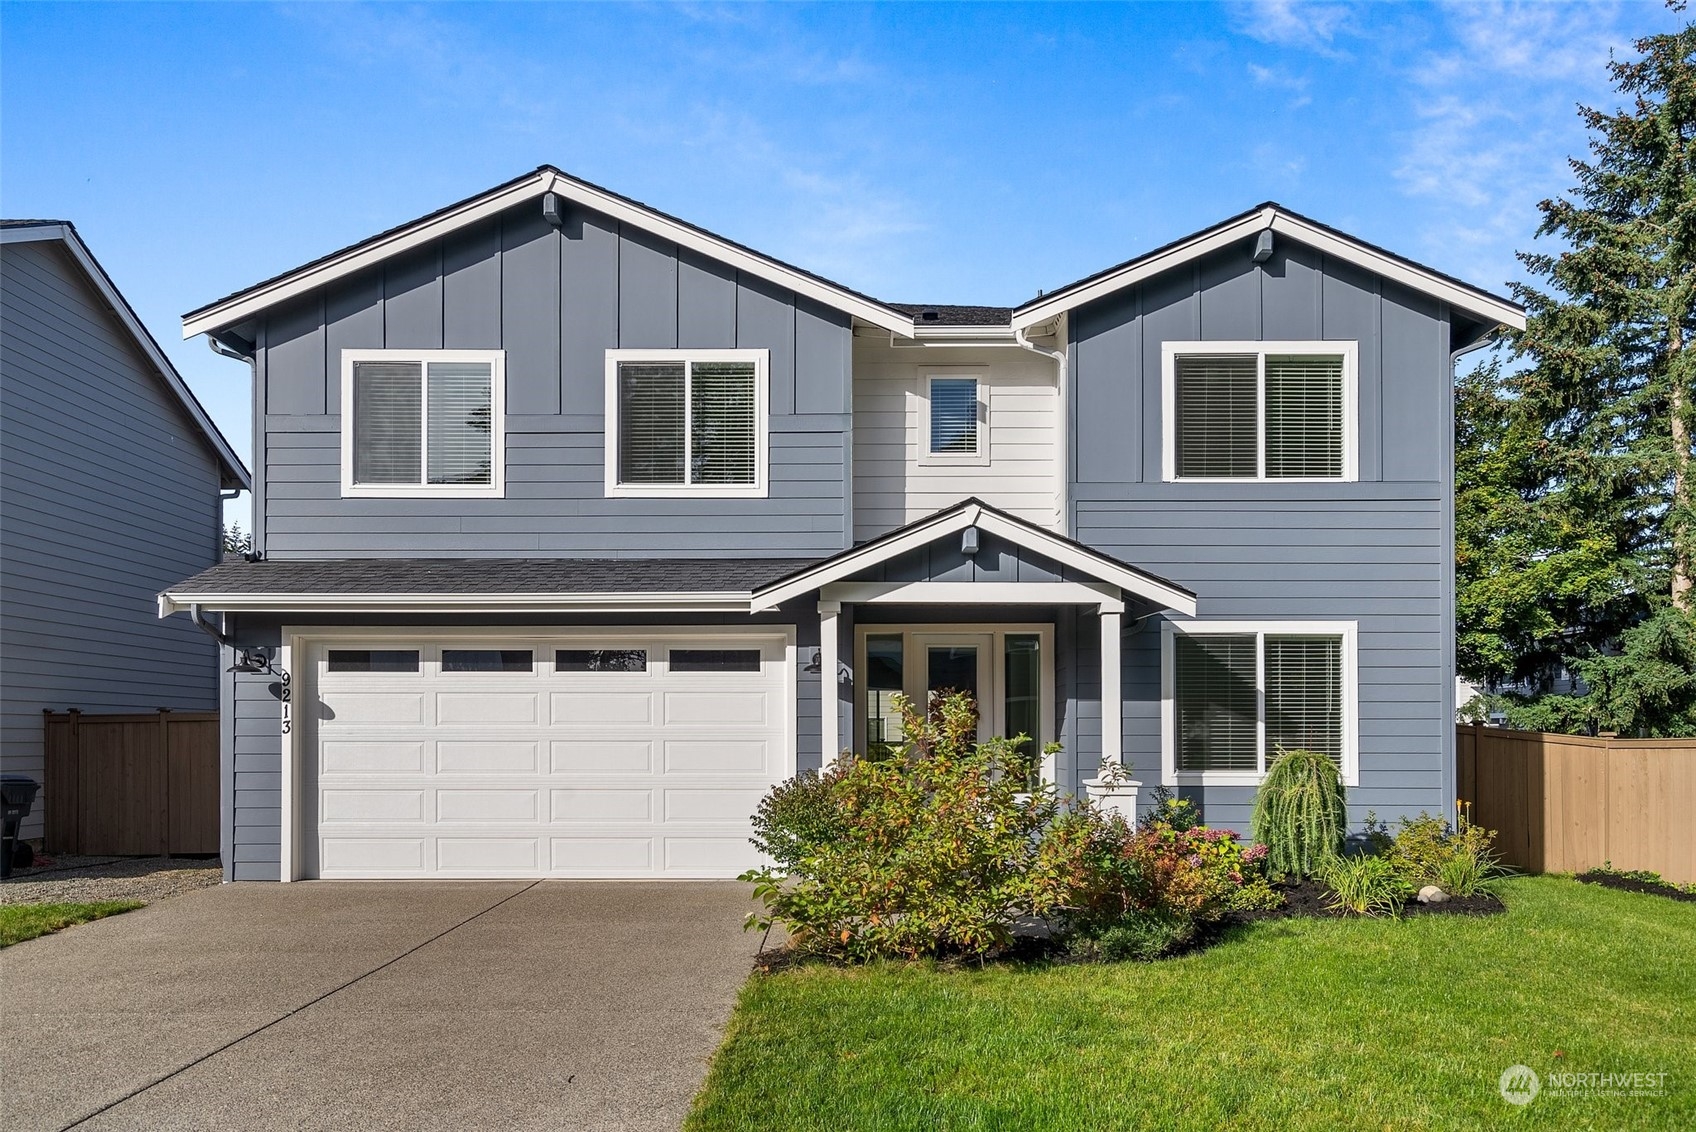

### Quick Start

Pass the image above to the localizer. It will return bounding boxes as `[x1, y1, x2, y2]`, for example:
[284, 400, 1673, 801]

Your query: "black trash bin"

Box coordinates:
[0, 775, 40, 878]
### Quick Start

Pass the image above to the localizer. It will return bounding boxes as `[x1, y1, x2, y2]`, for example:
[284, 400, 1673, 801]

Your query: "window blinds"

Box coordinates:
[426, 362, 493, 485]
[1265, 355, 1344, 478]
[690, 362, 758, 485]
[352, 361, 423, 485]
[618, 362, 686, 485]
[929, 378, 979, 454]
[1175, 355, 1258, 477]
[1265, 635, 1344, 766]
[1174, 633, 1259, 771]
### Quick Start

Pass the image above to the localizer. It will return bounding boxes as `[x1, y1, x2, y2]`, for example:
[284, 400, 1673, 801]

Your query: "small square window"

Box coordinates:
[442, 649, 533, 673]
[556, 649, 648, 672]
[326, 650, 419, 673]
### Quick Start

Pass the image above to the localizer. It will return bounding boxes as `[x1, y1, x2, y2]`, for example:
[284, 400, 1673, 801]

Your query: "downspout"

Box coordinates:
[188, 603, 232, 647]
[1015, 314, 1071, 536]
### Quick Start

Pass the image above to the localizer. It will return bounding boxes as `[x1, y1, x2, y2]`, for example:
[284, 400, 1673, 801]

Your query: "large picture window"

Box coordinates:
[605, 350, 768, 497]
[1162, 342, 1356, 481]
[1161, 621, 1357, 786]
[340, 350, 504, 497]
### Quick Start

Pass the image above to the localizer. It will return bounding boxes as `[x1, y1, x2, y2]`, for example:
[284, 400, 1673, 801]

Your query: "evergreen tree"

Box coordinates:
[1457, 7, 1696, 735]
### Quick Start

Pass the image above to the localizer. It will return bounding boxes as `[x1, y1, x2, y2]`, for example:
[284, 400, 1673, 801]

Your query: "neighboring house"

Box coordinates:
[160, 167, 1524, 881]
[0, 220, 250, 840]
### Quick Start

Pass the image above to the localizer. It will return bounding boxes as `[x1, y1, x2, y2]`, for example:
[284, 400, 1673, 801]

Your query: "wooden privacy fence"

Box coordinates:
[1457, 724, 1696, 885]
[43, 709, 219, 856]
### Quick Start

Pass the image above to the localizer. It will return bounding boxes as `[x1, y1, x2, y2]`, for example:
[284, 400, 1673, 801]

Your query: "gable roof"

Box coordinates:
[1011, 202, 1526, 333]
[1, 221, 250, 489]
[750, 497, 1197, 615]
[181, 166, 919, 340]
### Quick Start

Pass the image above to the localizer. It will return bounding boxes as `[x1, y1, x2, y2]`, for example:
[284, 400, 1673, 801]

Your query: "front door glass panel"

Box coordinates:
[865, 634, 905, 758]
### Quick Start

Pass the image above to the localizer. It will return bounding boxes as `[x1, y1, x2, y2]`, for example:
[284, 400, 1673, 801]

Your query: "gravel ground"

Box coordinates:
[0, 855, 221, 905]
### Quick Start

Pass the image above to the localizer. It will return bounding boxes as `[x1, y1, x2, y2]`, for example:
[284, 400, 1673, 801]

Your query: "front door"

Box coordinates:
[911, 633, 994, 731]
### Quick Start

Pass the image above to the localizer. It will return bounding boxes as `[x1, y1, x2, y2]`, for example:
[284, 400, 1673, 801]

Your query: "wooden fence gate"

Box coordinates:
[42, 709, 219, 856]
[1457, 723, 1696, 885]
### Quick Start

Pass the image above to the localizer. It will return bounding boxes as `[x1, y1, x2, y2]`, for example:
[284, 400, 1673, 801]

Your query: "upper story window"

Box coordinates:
[340, 350, 505, 498]
[605, 349, 768, 498]
[1161, 342, 1356, 481]
[921, 370, 988, 466]
[1161, 620, 1358, 787]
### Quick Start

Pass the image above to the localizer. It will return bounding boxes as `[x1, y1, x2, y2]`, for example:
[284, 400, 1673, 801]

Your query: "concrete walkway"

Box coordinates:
[1, 881, 760, 1131]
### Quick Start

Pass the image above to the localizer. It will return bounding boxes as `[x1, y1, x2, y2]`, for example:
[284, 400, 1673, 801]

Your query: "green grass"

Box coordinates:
[688, 877, 1694, 1131]
[0, 900, 144, 947]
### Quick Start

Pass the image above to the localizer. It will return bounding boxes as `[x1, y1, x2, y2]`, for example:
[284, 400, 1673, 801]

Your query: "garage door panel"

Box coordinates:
[663, 691, 768, 727]
[321, 741, 426, 775]
[322, 837, 426, 872]
[553, 692, 652, 725]
[435, 789, 540, 824]
[438, 837, 539, 871]
[438, 741, 539, 774]
[551, 788, 654, 824]
[321, 692, 426, 725]
[550, 739, 654, 774]
[321, 789, 425, 824]
[436, 692, 538, 725]
[307, 632, 789, 879]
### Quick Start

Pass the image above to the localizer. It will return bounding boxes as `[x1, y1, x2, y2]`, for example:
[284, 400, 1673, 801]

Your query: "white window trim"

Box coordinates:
[918, 368, 990, 466]
[604, 348, 770, 498]
[339, 349, 506, 499]
[1160, 340, 1358, 483]
[1160, 619, 1359, 788]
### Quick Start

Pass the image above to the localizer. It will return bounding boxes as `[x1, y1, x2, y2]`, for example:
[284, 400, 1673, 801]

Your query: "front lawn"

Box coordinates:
[0, 901, 143, 947]
[689, 877, 1694, 1130]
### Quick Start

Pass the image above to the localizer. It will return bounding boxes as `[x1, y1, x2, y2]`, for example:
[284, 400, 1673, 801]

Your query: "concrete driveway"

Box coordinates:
[1, 881, 761, 1131]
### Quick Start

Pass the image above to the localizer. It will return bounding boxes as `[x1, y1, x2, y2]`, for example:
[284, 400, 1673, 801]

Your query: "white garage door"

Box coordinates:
[301, 632, 791, 879]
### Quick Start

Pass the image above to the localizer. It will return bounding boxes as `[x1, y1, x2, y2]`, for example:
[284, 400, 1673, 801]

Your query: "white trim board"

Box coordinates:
[159, 591, 752, 616]
[2, 222, 251, 488]
[1010, 205, 1526, 333]
[752, 501, 1196, 615]
[182, 168, 918, 339]
[821, 580, 1124, 613]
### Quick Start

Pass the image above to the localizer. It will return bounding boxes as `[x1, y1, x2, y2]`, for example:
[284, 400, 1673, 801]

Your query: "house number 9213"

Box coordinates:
[279, 668, 292, 734]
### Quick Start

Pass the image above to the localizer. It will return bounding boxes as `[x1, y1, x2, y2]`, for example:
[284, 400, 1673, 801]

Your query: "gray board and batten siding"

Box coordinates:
[1066, 236, 1483, 829]
[0, 237, 225, 837]
[245, 201, 855, 560]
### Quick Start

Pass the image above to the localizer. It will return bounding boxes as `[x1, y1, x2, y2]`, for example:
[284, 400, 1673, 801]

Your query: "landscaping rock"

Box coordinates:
[1417, 885, 1449, 904]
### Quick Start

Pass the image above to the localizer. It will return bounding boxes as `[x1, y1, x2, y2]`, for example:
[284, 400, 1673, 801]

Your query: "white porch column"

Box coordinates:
[1099, 606, 1123, 769]
[818, 600, 841, 766]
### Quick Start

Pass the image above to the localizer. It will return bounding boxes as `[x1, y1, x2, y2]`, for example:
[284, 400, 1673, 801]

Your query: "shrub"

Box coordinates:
[749, 769, 844, 873]
[1250, 748, 1348, 877]
[1069, 909, 1195, 962]
[1322, 853, 1411, 916]
[1385, 805, 1504, 893]
[1139, 784, 1201, 833]
[742, 691, 1067, 961]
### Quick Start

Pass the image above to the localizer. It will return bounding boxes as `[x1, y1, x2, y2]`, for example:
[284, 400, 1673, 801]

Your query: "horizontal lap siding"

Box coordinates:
[851, 342, 1060, 540]
[1067, 238, 1455, 826]
[0, 240, 222, 838]
[259, 204, 852, 559]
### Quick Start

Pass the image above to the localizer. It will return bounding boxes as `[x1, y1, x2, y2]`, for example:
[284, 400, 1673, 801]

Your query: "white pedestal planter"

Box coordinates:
[1083, 777, 1140, 821]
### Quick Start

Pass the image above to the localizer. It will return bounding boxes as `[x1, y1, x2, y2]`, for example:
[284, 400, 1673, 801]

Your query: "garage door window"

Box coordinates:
[326, 649, 419, 673]
[442, 649, 533, 673]
[555, 648, 648, 672]
[671, 649, 762, 673]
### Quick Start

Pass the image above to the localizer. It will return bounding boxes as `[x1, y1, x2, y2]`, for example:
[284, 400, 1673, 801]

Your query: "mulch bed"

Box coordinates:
[1227, 878, 1506, 923]
[1576, 870, 1696, 904]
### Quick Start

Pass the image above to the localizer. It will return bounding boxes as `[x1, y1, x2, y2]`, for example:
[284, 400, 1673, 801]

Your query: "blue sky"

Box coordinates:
[2, 0, 1680, 524]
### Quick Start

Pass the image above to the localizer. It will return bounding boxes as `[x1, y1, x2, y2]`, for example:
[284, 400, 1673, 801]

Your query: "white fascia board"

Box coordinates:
[158, 591, 752, 615]
[970, 510, 1197, 615]
[182, 169, 917, 340]
[821, 580, 1125, 613]
[908, 325, 1019, 345]
[1010, 210, 1274, 331]
[749, 505, 981, 610]
[1010, 205, 1525, 333]
[3, 224, 252, 488]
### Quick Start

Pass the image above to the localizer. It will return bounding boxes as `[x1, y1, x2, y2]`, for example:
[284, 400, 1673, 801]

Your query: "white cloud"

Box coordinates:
[1232, 1, 1358, 57]
[1248, 62, 1313, 108]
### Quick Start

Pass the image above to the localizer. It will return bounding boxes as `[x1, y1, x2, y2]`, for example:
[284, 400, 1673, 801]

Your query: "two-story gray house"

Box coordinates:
[160, 167, 1523, 881]
[1, 220, 250, 841]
